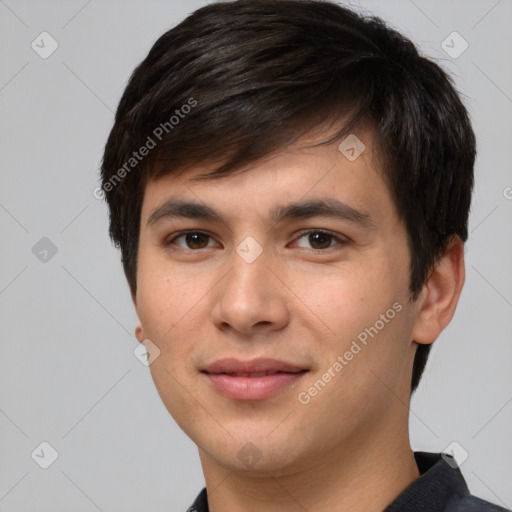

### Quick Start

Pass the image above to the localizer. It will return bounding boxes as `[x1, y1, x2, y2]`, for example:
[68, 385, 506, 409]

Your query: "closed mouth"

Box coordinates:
[213, 370, 309, 377]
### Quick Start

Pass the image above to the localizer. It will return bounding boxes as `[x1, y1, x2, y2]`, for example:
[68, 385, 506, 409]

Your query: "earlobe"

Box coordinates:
[411, 236, 466, 345]
[135, 324, 145, 343]
[131, 292, 145, 343]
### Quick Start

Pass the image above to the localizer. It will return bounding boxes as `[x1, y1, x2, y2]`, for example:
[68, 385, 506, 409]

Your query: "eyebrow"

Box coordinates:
[146, 198, 376, 230]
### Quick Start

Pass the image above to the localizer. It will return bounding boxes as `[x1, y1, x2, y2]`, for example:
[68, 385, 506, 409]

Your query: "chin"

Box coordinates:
[197, 430, 314, 476]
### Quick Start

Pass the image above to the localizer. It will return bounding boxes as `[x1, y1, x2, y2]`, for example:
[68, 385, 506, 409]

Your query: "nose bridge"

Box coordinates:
[211, 238, 289, 334]
[226, 239, 273, 310]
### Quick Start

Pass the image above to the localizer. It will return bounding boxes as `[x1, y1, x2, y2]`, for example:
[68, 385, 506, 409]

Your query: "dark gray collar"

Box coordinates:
[187, 452, 509, 512]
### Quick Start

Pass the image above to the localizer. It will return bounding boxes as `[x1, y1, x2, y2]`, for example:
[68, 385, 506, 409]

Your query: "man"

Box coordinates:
[100, 1, 509, 510]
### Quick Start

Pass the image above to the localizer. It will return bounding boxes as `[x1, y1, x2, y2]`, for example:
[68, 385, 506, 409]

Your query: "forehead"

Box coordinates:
[140, 124, 396, 227]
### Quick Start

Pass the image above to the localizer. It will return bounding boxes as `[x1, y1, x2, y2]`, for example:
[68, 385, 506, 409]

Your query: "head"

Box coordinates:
[100, 0, 475, 473]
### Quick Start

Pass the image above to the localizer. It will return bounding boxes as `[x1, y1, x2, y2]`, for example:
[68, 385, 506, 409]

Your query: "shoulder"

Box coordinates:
[187, 487, 208, 512]
[450, 494, 511, 512]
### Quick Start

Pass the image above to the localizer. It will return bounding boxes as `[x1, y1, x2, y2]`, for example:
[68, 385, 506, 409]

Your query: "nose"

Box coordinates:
[210, 245, 290, 337]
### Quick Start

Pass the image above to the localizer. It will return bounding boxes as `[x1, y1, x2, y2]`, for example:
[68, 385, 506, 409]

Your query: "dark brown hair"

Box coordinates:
[100, 0, 476, 393]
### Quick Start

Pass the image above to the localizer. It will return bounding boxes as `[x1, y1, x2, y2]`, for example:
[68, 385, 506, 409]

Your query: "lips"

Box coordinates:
[201, 358, 309, 401]
[202, 357, 307, 375]
[223, 371, 289, 377]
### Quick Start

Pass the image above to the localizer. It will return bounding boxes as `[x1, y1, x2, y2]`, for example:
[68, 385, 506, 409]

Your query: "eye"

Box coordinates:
[165, 229, 346, 252]
[167, 231, 218, 250]
[293, 230, 346, 251]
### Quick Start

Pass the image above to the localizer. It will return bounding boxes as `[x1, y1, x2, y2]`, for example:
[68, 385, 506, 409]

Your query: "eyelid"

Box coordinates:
[290, 229, 348, 250]
[165, 230, 221, 249]
[165, 229, 349, 251]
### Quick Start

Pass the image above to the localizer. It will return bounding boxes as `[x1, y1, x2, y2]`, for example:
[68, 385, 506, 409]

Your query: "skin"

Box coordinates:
[132, 124, 465, 512]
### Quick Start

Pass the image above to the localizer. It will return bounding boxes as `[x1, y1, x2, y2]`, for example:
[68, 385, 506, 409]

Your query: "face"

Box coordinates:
[133, 127, 422, 476]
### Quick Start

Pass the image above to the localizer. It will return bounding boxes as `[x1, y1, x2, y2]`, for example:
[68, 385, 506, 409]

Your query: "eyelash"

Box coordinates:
[165, 229, 347, 253]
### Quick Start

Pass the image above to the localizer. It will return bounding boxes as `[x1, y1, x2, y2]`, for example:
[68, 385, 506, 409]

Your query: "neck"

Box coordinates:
[198, 416, 420, 512]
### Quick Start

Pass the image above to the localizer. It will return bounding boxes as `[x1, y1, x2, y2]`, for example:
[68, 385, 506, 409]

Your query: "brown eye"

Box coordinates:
[167, 231, 214, 250]
[185, 232, 210, 249]
[308, 231, 333, 249]
[294, 230, 343, 251]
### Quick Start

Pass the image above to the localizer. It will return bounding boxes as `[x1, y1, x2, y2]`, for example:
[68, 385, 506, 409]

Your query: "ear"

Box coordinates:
[131, 290, 146, 344]
[135, 324, 145, 343]
[411, 236, 465, 345]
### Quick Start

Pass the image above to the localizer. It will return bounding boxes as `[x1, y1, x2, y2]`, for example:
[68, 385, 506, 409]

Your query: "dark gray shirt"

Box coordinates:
[187, 452, 510, 511]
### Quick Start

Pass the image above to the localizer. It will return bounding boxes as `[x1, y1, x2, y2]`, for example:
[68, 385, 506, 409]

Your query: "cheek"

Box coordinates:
[287, 260, 398, 334]
[136, 268, 209, 425]
[135, 261, 220, 392]
[290, 254, 411, 382]
[136, 248, 204, 339]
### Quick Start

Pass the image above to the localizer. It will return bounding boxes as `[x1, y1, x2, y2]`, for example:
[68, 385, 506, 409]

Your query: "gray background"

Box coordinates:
[1, 0, 511, 510]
